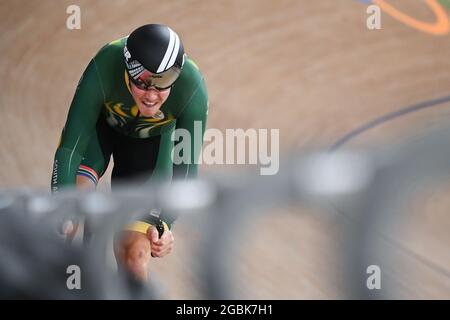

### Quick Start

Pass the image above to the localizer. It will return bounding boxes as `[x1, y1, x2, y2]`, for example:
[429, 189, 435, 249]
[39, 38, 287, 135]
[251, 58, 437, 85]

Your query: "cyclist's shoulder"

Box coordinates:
[93, 37, 127, 64]
[173, 56, 207, 95]
[181, 56, 205, 81]
[87, 37, 127, 81]
[168, 56, 208, 117]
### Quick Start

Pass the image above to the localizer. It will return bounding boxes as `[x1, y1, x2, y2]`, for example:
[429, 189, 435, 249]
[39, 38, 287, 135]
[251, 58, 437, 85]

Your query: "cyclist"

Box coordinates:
[51, 24, 208, 282]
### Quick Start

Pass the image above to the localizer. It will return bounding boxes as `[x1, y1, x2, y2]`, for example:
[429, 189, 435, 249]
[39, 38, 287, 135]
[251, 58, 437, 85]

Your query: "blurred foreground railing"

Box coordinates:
[1, 126, 450, 299]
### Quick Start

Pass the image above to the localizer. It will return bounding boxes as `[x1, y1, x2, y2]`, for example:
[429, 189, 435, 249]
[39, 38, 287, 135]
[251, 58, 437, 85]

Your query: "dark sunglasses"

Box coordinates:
[128, 66, 181, 91]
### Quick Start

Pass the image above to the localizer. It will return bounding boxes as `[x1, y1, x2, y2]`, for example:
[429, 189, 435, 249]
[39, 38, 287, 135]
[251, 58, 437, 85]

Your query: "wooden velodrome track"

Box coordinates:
[0, 0, 449, 298]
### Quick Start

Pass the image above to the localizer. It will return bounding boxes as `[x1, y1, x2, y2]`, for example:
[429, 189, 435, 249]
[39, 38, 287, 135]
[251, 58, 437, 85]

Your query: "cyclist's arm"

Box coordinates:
[155, 81, 208, 228]
[51, 58, 104, 192]
[173, 81, 208, 180]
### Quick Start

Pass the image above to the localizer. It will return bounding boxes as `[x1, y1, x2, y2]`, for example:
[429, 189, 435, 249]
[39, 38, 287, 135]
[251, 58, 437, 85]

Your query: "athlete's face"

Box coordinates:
[130, 82, 171, 117]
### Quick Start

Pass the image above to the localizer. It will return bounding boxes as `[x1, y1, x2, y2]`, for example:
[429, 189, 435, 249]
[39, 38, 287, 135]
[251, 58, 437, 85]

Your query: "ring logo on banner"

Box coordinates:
[360, 0, 450, 35]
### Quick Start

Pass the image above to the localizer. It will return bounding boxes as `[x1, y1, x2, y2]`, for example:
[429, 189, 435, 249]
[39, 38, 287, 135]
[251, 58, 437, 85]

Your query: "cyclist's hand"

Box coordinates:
[61, 220, 74, 235]
[59, 219, 79, 243]
[147, 225, 174, 258]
